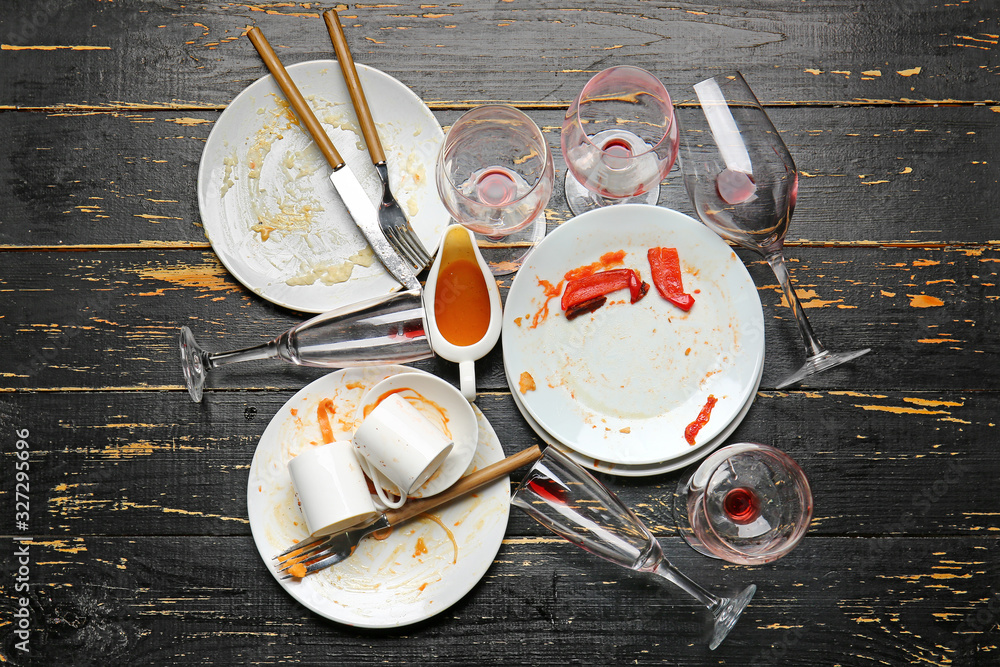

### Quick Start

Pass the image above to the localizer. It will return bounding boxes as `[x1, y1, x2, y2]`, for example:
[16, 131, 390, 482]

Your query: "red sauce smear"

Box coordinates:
[684, 395, 718, 445]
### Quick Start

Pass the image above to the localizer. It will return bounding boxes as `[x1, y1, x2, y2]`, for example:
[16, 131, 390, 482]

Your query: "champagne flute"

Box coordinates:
[680, 72, 870, 388]
[436, 105, 554, 275]
[672, 443, 813, 565]
[561, 66, 679, 216]
[512, 447, 755, 651]
[179, 289, 431, 402]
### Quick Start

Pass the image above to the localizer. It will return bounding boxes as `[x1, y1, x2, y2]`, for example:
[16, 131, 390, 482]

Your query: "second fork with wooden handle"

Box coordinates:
[324, 9, 433, 274]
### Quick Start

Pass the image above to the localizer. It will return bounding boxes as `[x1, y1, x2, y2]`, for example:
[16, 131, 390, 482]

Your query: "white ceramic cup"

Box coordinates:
[287, 441, 380, 536]
[353, 393, 455, 509]
[422, 225, 503, 402]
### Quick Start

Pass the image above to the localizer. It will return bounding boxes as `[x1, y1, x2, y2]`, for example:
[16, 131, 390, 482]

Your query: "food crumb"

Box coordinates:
[288, 563, 307, 579]
[685, 347, 691, 356]
[514, 316, 522, 327]
[620, 427, 631, 434]
[518, 371, 536, 394]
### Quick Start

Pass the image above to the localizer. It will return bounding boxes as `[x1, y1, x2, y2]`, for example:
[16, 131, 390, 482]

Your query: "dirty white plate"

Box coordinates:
[355, 372, 479, 498]
[502, 204, 764, 466]
[505, 353, 763, 477]
[199, 60, 448, 313]
[247, 366, 508, 628]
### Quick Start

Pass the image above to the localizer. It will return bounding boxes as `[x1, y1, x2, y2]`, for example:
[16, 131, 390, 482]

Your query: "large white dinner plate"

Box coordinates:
[247, 366, 509, 628]
[199, 60, 448, 313]
[505, 354, 763, 477]
[502, 204, 764, 466]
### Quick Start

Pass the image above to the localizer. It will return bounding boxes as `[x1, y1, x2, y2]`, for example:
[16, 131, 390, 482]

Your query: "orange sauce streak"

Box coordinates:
[413, 537, 429, 557]
[531, 278, 564, 328]
[684, 395, 718, 445]
[362, 388, 453, 439]
[434, 258, 492, 346]
[563, 249, 627, 282]
[420, 512, 459, 564]
[345, 381, 364, 390]
[317, 398, 336, 443]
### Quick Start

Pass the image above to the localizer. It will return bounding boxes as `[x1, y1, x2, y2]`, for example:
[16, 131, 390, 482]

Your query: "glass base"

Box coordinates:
[776, 347, 871, 389]
[709, 584, 756, 650]
[472, 211, 547, 276]
[564, 171, 659, 217]
[179, 326, 208, 403]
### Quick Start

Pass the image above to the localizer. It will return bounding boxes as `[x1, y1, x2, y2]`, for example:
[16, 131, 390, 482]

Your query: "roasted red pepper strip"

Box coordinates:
[561, 269, 639, 311]
[647, 247, 695, 311]
[565, 295, 607, 320]
[627, 271, 650, 304]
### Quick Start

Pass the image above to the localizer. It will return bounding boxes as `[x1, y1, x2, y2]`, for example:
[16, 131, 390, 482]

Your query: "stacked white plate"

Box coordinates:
[501, 205, 765, 477]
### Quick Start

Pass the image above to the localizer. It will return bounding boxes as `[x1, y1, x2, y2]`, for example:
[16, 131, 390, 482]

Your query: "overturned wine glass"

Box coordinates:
[512, 447, 756, 650]
[179, 288, 431, 402]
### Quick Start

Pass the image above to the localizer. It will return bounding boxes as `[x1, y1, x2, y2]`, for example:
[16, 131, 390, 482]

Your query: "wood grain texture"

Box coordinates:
[0, 1, 997, 108]
[1, 1, 998, 665]
[0, 106, 998, 248]
[0, 391, 996, 539]
[0, 245, 996, 392]
[0, 535, 995, 665]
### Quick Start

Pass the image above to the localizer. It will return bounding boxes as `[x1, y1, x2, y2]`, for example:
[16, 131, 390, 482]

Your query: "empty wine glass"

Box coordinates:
[179, 288, 431, 402]
[672, 443, 813, 565]
[680, 72, 870, 388]
[561, 65, 679, 216]
[512, 447, 755, 651]
[436, 105, 554, 275]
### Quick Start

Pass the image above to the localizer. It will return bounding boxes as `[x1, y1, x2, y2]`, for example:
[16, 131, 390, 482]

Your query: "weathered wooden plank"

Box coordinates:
[0, 389, 996, 538]
[0, 535, 995, 665]
[1, 105, 998, 247]
[1, 1, 997, 108]
[0, 245, 996, 392]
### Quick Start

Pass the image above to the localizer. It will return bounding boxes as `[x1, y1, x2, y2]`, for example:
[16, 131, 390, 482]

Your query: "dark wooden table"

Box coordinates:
[2, 2, 998, 664]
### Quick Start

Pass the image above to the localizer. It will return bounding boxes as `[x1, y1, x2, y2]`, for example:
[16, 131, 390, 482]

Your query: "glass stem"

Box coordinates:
[765, 251, 826, 358]
[205, 341, 279, 370]
[652, 561, 721, 612]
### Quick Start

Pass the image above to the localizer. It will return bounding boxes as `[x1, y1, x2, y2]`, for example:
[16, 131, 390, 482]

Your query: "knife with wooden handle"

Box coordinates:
[245, 26, 419, 291]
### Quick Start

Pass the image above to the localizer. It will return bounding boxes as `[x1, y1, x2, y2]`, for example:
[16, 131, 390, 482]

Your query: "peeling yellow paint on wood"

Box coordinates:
[854, 405, 950, 416]
[909, 294, 945, 308]
[1, 44, 111, 50]
[903, 398, 963, 407]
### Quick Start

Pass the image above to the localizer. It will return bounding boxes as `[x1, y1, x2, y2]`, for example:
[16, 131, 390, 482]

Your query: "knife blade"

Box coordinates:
[246, 27, 419, 291]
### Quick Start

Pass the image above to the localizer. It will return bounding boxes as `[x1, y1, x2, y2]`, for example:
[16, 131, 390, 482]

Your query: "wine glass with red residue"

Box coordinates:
[680, 72, 869, 388]
[436, 105, 554, 275]
[672, 442, 813, 565]
[512, 447, 756, 651]
[560, 66, 679, 216]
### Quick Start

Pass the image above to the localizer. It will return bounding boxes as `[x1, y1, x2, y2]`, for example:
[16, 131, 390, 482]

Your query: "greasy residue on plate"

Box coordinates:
[525, 247, 741, 423]
[249, 367, 507, 621]
[219, 93, 432, 287]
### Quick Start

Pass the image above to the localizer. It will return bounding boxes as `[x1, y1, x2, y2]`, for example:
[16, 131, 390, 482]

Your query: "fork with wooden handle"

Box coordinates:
[323, 8, 433, 274]
[275, 445, 542, 578]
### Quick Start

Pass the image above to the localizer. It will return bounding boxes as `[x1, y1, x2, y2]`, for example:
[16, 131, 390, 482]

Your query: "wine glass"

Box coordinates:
[561, 66, 679, 216]
[672, 443, 813, 565]
[436, 105, 554, 275]
[512, 447, 756, 651]
[680, 72, 870, 388]
[179, 288, 431, 402]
